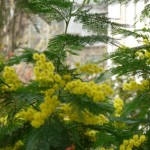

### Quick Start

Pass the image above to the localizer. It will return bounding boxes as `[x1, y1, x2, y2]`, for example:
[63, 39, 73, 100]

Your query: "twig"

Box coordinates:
[0, 79, 11, 88]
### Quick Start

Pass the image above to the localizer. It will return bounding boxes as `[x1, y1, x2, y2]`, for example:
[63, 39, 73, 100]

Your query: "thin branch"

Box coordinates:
[64, 0, 74, 34]
[30, 103, 40, 111]
[72, 0, 87, 15]
[25, 11, 40, 33]
[0, 79, 11, 88]
[49, 5, 67, 22]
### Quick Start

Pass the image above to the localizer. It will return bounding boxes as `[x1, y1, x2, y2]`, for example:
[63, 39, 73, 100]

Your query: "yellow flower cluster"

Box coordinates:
[75, 63, 103, 74]
[135, 50, 150, 64]
[145, 50, 150, 59]
[0, 115, 7, 126]
[16, 53, 73, 128]
[60, 104, 108, 126]
[135, 50, 150, 59]
[65, 80, 114, 102]
[135, 51, 145, 59]
[62, 74, 72, 81]
[59, 104, 70, 119]
[2, 66, 22, 91]
[16, 106, 37, 122]
[33, 53, 62, 86]
[113, 97, 124, 117]
[17, 89, 60, 128]
[84, 130, 97, 141]
[0, 140, 23, 150]
[120, 134, 146, 150]
[145, 50, 150, 65]
[12, 140, 24, 150]
[123, 80, 149, 91]
[81, 110, 109, 125]
[113, 121, 126, 129]
[57, 74, 72, 88]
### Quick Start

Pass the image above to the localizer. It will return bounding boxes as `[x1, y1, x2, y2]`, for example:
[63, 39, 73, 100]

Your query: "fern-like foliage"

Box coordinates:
[141, 4, 150, 20]
[97, 0, 142, 4]
[16, 0, 72, 22]
[74, 10, 128, 34]
[48, 34, 116, 55]
[112, 28, 149, 39]
[6, 48, 37, 66]
[108, 45, 150, 77]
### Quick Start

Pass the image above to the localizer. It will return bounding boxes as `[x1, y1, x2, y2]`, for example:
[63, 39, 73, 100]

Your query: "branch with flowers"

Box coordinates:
[0, 0, 149, 150]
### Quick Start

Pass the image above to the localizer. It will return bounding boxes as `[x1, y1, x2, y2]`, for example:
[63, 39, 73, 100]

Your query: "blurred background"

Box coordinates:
[0, 0, 149, 81]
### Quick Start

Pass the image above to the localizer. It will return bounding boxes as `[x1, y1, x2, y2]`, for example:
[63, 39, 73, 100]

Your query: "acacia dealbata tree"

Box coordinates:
[0, 0, 149, 150]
